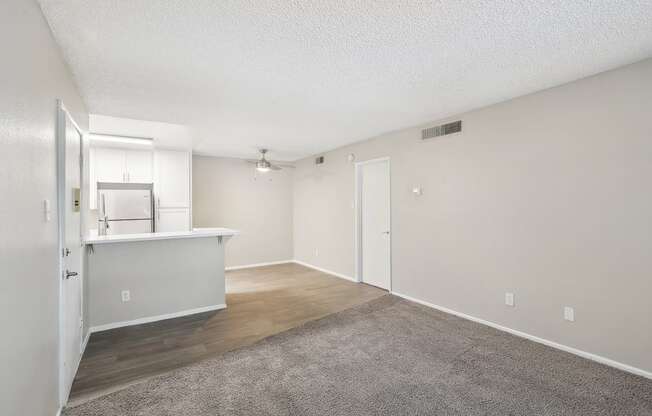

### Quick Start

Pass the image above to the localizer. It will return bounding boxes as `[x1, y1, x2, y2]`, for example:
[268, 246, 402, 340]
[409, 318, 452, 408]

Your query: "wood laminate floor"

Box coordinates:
[69, 263, 386, 403]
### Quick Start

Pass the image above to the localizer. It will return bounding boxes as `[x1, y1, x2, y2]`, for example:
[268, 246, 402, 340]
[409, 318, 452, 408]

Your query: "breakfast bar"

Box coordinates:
[85, 228, 239, 331]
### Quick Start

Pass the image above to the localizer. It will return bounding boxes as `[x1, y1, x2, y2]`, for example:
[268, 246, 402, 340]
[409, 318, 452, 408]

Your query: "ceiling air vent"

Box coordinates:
[421, 120, 462, 140]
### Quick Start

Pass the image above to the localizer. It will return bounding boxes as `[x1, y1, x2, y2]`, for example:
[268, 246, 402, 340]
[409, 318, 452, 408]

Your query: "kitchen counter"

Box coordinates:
[85, 227, 238, 332]
[85, 228, 239, 245]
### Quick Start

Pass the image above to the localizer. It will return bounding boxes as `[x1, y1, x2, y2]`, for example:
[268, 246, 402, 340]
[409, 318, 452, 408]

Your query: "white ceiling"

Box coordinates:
[39, 1, 652, 161]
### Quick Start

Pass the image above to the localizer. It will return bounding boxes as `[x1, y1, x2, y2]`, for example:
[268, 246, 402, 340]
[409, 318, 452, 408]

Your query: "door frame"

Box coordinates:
[354, 157, 392, 291]
[56, 100, 86, 406]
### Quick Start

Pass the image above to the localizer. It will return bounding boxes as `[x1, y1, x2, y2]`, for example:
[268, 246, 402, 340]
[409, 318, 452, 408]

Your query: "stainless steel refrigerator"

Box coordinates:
[97, 182, 154, 235]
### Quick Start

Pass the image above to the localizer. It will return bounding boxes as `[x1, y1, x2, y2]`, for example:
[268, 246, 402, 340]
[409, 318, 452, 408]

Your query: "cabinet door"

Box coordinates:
[91, 147, 126, 209]
[94, 147, 126, 183]
[125, 150, 153, 183]
[157, 208, 189, 232]
[155, 150, 190, 208]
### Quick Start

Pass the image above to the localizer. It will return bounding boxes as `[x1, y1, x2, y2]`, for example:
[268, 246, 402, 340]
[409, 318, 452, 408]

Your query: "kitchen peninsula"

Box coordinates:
[84, 228, 239, 332]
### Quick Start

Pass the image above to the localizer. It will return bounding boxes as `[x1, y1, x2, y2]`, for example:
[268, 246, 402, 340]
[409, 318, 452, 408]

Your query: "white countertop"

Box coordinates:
[85, 228, 239, 245]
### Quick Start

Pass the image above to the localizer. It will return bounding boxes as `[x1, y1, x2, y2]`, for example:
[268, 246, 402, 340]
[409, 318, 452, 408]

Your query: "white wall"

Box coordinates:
[193, 156, 293, 267]
[0, 1, 88, 415]
[293, 58, 652, 374]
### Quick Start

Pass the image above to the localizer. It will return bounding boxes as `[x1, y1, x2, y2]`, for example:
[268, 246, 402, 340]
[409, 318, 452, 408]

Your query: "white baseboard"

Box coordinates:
[225, 260, 293, 271]
[391, 291, 651, 380]
[81, 330, 91, 354]
[89, 304, 227, 333]
[292, 260, 358, 282]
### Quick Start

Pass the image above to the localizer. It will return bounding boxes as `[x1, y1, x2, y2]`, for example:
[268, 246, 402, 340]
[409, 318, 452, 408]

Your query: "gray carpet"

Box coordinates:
[65, 295, 652, 416]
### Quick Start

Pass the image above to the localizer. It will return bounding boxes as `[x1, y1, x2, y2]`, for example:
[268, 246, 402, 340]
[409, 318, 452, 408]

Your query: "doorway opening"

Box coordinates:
[355, 157, 391, 291]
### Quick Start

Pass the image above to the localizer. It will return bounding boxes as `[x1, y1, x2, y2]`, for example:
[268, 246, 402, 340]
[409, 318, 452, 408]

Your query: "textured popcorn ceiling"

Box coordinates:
[39, 1, 652, 160]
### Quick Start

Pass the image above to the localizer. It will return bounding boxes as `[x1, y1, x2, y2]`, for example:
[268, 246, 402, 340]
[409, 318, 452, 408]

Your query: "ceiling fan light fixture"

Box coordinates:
[256, 158, 271, 172]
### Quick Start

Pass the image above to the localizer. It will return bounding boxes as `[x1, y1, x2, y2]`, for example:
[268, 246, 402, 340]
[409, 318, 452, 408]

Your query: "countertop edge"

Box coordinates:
[84, 229, 239, 245]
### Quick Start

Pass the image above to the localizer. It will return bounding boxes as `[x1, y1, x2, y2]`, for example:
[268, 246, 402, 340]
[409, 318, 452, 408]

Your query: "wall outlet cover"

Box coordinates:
[564, 306, 575, 322]
[505, 292, 515, 307]
[121, 290, 131, 302]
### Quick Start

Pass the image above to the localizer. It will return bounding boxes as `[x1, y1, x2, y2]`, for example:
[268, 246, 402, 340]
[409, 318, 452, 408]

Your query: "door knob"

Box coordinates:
[65, 270, 78, 279]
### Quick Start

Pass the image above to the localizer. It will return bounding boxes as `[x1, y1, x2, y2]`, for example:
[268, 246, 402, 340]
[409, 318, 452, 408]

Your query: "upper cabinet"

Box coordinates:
[154, 150, 190, 208]
[89, 147, 153, 209]
[93, 147, 127, 183]
[89, 145, 191, 232]
[124, 150, 153, 183]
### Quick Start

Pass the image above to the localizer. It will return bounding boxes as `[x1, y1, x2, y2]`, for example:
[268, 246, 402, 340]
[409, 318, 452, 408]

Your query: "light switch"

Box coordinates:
[44, 199, 51, 222]
[505, 292, 515, 307]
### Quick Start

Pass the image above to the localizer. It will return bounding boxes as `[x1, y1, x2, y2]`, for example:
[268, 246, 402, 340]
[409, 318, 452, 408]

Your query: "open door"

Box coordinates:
[57, 101, 84, 405]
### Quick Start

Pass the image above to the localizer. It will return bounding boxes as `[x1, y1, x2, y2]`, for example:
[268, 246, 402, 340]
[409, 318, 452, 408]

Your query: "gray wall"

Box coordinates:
[0, 1, 88, 415]
[193, 156, 293, 267]
[293, 58, 652, 373]
[87, 238, 225, 328]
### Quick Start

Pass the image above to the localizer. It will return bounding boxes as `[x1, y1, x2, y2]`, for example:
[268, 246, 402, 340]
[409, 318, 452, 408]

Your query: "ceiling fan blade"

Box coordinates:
[245, 159, 259, 164]
[270, 165, 282, 171]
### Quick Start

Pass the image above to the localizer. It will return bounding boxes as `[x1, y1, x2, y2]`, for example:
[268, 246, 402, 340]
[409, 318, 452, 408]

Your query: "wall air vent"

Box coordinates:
[421, 120, 462, 140]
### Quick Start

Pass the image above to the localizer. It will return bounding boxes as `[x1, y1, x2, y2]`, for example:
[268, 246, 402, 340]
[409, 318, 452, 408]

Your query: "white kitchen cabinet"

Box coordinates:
[154, 150, 190, 208]
[124, 150, 153, 183]
[94, 147, 126, 183]
[156, 208, 190, 232]
[90, 147, 153, 209]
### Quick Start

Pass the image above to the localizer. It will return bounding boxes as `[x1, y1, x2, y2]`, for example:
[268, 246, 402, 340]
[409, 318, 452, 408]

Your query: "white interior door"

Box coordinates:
[59, 106, 83, 404]
[359, 159, 391, 290]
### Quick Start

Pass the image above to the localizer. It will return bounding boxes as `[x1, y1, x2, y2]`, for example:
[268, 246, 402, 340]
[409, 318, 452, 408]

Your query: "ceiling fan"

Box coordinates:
[246, 149, 294, 172]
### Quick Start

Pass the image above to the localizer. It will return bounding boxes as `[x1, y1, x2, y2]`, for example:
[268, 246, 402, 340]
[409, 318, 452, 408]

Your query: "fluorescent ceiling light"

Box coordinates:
[89, 133, 153, 146]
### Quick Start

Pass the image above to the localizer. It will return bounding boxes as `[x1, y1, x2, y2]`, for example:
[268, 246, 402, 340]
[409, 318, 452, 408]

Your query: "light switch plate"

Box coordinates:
[505, 292, 515, 307]
[44, 199, 51, 222]
[564, 306, 575, 322]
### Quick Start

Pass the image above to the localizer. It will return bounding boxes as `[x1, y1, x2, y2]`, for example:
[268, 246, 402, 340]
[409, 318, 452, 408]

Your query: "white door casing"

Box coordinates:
[57, 102, 84, 405]
[356, 158, 391, 290]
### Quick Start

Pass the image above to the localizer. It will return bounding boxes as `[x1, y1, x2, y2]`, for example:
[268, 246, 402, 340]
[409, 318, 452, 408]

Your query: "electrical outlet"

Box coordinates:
[121, 290, 130, 302]
[505, 292, 515, 307]
[564, 306, 575, 322]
